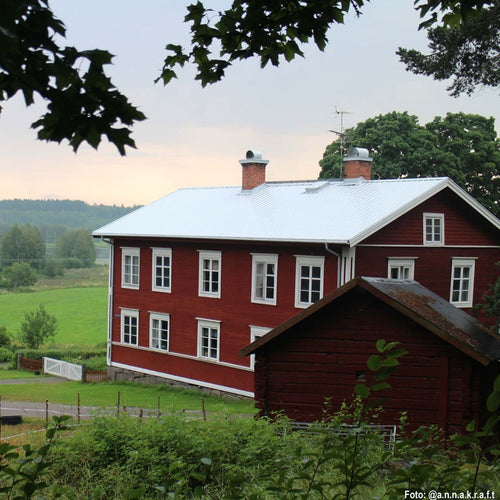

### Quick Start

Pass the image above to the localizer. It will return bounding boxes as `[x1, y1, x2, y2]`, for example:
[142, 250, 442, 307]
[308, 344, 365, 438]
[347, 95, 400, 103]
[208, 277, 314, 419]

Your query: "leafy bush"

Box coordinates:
[0, 347, 13, 363]
[18, 304, 58, 349]
[62, 257, 83, 269]
[19, 347, 106, 363]
[43, 259, 64, 278]
[0, 262, 38, 290]
[83, 355, 107, 371]
[0, 325, 11, 346]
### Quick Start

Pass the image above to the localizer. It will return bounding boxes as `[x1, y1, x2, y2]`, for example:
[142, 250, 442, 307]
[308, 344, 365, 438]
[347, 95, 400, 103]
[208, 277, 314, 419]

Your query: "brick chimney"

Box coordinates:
[343, 147, 373, 180]
[239, 150, 269, 190]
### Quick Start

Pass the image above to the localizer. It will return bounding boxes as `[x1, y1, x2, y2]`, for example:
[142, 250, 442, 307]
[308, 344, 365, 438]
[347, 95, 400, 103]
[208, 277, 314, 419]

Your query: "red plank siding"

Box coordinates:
[254, 291, 491, 434]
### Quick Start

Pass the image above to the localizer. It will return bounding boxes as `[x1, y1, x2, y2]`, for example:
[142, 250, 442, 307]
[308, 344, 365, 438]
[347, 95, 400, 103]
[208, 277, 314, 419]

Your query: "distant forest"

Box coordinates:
[0, 199, 139, 242]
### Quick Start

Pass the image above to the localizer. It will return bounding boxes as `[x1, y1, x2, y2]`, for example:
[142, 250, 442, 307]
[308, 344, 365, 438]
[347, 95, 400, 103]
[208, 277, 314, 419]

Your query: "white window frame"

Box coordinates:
[450, 258, 476, 308]
[423, 213, 444, 246]
[151, 248, 172, 293]
[250, 325, 271, 370]
[150, 312, 170, 351]
[121, 247, 140, 289]
[251, 254, 278, 305]
[295, 255, 325, 308]
[197, 319, 220, 361]
[387, 258, 416, 280]
[198, 251, 222, 298]
[121, 308, 139, 346]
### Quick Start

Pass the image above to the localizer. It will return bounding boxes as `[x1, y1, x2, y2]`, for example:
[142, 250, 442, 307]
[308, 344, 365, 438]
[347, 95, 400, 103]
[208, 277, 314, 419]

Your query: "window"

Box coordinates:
[450, 258, 476, 307]
[121, 309, 139, 346]
[197, 319, 220, 361]
[251, 254, 278, 305]
[387, 258, 415, 280]
[423, 213, 444, 246]
[122, 248, 140, 289]
[198, 251, 221, 298]
[250, 326, 271, 369]
[150, 313, 169, 351]
[295, 256, 324, 308]
[152, 248, 172, 292]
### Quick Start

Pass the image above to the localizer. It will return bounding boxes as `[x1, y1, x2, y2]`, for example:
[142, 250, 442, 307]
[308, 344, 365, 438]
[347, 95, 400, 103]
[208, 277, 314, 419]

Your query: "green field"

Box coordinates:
[0, 287, 108, 346]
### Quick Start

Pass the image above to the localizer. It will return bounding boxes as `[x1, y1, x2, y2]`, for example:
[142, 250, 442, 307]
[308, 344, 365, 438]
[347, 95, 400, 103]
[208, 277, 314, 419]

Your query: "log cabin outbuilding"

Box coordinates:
[240, 277, 500, 435]
[93, 148, 500, 397]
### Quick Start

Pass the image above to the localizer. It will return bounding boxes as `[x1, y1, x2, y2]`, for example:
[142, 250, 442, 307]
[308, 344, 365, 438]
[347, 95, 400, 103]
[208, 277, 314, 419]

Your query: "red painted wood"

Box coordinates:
[253, 291, 492, 434]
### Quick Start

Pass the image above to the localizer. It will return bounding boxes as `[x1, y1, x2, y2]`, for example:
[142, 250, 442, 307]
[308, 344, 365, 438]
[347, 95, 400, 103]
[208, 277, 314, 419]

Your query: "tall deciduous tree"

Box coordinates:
[55, 229, 96, 267]
[318, 111, 500, 216]
[397, 2, 499, 96]
[0, 224, 46, 269]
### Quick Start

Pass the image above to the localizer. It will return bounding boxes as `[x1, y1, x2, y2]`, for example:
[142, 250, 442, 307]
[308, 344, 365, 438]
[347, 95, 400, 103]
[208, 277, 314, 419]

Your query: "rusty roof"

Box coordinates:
[239, 277, 500, 366]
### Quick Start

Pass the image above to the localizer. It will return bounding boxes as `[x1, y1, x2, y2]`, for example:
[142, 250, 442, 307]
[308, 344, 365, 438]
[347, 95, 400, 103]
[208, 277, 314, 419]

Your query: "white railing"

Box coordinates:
[43, 357, 83, 381]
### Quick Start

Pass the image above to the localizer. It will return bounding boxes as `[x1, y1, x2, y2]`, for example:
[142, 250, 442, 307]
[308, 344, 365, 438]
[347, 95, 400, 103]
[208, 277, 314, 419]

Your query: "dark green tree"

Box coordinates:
[0, 0, 146, 155]
[55, 229, 96, 268]
[397, 2, 500, 96]
[0, 224, 46, 269]
[319, 111, 500, 216]
[18, 304, 58, 349]
[159, 1, 492, 87]
[1, 262, 38, 290]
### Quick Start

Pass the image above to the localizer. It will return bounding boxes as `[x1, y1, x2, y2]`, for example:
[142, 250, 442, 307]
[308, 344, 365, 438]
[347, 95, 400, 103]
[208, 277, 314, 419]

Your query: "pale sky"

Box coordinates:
[0, 1, 498, 206]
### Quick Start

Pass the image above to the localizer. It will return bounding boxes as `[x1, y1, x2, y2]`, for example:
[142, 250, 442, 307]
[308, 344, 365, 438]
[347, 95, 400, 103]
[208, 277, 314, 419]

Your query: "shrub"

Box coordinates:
[0, 325, 11, 346]
[0, 347, 13, 362]
[43, 259, 64, 277]
[62, 257, 83, 269]
[18, 304, 58, 349]
[1, 262, 38, 290]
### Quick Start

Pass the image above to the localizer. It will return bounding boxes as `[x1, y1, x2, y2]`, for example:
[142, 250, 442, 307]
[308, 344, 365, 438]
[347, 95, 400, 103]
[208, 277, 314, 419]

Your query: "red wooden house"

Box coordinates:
[240, 277, 500, 435]
[93, 148, 500, 397]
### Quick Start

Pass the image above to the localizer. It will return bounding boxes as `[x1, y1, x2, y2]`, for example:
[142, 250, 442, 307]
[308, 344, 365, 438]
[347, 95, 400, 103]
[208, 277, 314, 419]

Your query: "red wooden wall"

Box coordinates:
[110, 239, 338, 393]
[254, 289, 494, 435]
[357, 191, 500, 321]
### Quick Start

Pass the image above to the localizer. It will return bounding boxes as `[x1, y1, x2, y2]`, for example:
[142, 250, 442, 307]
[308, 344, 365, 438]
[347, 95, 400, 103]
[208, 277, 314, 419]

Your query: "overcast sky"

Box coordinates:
[0, 1, 498, 206]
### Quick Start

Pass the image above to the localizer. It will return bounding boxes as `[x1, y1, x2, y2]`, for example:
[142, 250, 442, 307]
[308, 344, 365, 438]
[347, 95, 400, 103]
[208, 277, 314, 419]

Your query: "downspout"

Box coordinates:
[97, 237, 114, 370]
[324, 243, 342, 288]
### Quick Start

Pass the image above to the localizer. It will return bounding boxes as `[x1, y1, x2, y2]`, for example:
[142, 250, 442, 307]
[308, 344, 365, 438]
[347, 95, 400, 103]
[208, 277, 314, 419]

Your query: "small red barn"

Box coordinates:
[240, 277, 500, 435]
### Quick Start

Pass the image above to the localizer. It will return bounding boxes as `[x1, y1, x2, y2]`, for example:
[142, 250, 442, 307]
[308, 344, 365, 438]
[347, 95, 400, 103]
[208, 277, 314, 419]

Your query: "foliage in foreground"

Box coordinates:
[1, 341, 499, 499]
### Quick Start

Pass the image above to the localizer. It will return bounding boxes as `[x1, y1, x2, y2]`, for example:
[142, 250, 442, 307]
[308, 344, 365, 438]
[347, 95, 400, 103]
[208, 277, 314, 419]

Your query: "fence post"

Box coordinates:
[117, 391, 121, 417]
[202, 398, 206, 422]
[77, 393, 81, 425]
[157, 396, 161, 419]
[45, 400, 49, 425]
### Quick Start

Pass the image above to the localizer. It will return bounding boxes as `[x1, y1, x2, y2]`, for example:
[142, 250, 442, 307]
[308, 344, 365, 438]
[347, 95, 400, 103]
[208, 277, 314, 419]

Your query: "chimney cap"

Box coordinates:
[343, 147, 372, 162]
[239, 149, 268, 165]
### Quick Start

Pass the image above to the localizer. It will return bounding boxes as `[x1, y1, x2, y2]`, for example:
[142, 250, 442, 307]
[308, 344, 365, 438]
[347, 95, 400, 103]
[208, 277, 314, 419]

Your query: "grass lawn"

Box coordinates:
[0, 287, 107, 346]
[0, 380, 256, 415]
[0, 368, 38, 379]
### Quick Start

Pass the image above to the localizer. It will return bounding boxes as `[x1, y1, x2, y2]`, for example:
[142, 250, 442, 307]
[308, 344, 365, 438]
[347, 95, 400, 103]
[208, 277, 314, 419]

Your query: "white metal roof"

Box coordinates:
[93, 177, 500, 246]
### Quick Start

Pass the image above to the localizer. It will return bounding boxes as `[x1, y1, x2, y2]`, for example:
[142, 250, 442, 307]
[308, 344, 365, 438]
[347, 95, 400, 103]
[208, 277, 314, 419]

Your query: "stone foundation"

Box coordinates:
[107, 365, 250, 400]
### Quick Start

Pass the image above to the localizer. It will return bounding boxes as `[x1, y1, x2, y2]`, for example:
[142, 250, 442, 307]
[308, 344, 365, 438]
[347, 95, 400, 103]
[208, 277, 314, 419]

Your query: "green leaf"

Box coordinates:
[354, 384, 371, 399]
[487, 391, 500, 412]
[372, 382, 391, 392]
[367, 354, 381, 371]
